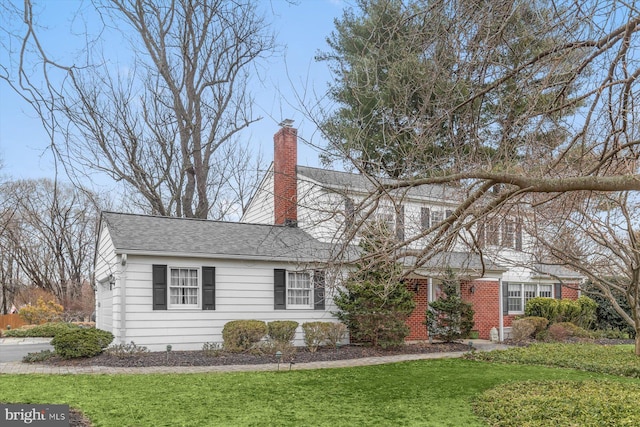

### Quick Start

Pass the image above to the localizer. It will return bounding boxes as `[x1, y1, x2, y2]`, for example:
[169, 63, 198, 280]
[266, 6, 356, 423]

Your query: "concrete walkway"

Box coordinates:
[0, 339, 510, 375]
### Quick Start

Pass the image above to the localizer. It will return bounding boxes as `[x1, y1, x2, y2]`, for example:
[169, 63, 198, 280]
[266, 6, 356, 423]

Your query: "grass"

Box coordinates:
[0, 358, 634, 427]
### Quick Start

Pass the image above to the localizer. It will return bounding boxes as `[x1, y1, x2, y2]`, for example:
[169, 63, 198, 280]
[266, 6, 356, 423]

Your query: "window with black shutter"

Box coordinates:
[421, 207, 430, 231]
[395, 205, 405, 241]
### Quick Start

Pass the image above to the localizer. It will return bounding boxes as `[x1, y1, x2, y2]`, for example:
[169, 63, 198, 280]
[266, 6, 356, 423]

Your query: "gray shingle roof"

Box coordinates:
[297, 165, 460, 202]
[400, 252, 505, 273]
[101, 212, 332, 262]
[532, 263, 584, 279]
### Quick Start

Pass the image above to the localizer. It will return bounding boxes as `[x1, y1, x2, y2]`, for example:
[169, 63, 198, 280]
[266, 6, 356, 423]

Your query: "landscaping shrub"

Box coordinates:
[520, 316, 548, 334]
[547, 323, 570, 341]
[324, 322, 347, 349]
[22, 350, 55, 363]
[106, 341, 149, 358]
[201, 342, 223, 357]
[426, 271, 474, 342]
[585, 281, 636, 337]
[333, 226, 415, 348]
[2, 322, 81, 337]
[555, 321, 593, 338]
[222, 320, 267, 352]
[51, 328, 113, 359]
[525, 296, 596, 328]
[267, 320, 299, 343]
[302, 322, 330, 353]
[18, 297, 64, 325]
[510, 319, 536, 342]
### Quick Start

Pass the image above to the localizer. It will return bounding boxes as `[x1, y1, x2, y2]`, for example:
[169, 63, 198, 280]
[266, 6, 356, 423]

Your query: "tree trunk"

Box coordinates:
[636, 331, 640, 356]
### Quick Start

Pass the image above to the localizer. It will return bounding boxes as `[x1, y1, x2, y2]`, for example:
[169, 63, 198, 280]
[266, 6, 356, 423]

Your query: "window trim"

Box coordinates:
[507, 283, 554, 314]
[286, 271, 313, 309]
[168, 266, 201, 309]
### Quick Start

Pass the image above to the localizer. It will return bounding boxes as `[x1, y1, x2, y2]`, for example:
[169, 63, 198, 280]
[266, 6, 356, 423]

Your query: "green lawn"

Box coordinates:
[1, 358, 636, 427]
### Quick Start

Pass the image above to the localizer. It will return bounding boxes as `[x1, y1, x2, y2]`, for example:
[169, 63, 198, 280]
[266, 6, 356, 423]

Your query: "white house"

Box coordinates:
[94, 124, 582, 349]
[241, 124, 583, 340]
[94, 213, 340, 351]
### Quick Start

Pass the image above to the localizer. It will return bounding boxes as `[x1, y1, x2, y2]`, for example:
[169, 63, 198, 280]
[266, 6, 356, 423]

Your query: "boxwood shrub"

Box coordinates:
[222, 320, 267, 352]
[51, 328, 114, 359]
[267, 320, 299, 343]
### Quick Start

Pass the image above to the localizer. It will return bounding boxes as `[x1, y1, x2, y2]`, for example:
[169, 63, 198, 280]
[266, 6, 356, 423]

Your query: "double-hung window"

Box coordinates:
[507, 283, 554, 314]
[287, 271, 312, 308]
[170, 268, 199, 307]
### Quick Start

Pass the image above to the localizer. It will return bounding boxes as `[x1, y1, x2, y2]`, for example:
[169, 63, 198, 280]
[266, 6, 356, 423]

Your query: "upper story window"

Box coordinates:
[480, 218, 522, 250]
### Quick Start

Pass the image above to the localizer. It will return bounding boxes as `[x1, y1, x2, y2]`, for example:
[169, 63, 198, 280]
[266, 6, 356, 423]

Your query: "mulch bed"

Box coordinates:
[17, 342, 470, 426]
[39, 342, 470, 368]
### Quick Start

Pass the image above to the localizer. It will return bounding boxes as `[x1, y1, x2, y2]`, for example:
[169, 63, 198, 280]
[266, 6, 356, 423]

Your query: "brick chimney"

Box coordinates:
[274, 120, 297, 226]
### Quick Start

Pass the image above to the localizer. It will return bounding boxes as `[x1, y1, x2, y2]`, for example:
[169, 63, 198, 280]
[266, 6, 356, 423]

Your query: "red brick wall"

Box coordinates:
[403, 279, 583, 342]
[561, 283, 580, 300]
[406, 280, 429, 340]
[273, 126, 297, 225]
[460, 280, 500, 340]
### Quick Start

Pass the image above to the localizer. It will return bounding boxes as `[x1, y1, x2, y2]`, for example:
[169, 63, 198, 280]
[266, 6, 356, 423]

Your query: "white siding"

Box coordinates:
[117, 255, 342, 351]
[94, 224, 117, 333]
[241, 164, 274, 224]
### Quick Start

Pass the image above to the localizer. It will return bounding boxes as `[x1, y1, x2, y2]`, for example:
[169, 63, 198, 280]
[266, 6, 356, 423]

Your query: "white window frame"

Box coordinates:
[507, 283, 554, 314]
[287, 271, 313, 309]
[431, 210, 444, 227]
[503, 219, 515, 248]
[375, 204, 396, 232]
[169, 267, 200, 309]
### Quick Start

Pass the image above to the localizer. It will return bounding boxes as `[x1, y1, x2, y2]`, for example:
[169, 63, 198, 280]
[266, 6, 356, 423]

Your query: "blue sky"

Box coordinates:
[0, 0, 349, 182]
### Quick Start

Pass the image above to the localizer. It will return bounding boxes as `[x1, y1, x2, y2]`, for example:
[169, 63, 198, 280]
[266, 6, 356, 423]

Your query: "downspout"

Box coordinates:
[427, 277, 433, 343]
[119, 254, 128, 344]
[498, 277, 504, 342]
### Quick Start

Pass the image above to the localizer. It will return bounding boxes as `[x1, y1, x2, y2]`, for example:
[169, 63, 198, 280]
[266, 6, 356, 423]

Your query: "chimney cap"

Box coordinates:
[278, 118, 295, 128]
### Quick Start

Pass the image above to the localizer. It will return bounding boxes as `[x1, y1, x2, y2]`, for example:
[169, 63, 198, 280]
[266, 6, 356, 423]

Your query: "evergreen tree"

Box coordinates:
[426, 271, 474, 342]
[334, 223, 416, 348]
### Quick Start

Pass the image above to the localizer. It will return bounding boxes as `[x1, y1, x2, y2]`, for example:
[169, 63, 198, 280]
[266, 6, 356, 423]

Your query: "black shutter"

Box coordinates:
[152, 264, 167, 310]
[345, 197, 355, 230]
[202, 267, 216, 310]
[314, 270, 326, 310]
[515, 220, 523, 251]
[477, 221, 485, 248]
[396, 205, 405, 241]
[554, 283, 562, 299]
[421, 207, 430, 231]
[274, 269, 286, 310]
[502, 282, 509, 315]
[446, 209, 454, 219]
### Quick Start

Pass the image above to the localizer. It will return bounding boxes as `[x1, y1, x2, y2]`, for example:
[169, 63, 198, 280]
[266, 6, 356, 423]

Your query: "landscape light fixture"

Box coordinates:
[275, 351, 282, 371]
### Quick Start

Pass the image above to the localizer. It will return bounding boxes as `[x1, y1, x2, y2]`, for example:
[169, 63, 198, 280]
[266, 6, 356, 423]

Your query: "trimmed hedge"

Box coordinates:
[2, 322, 81, 337]
[222, 320, 267, 352]
[51, 328, 114, 359]
[267, 321, 299, 343]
